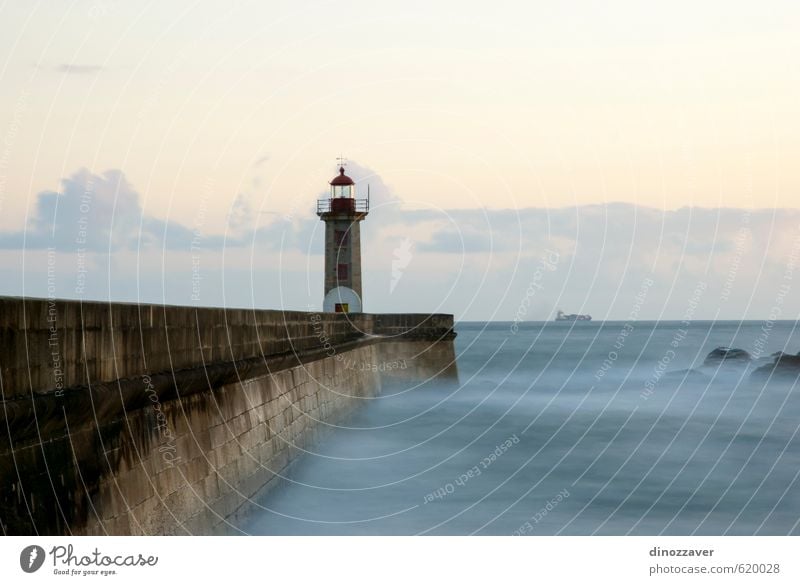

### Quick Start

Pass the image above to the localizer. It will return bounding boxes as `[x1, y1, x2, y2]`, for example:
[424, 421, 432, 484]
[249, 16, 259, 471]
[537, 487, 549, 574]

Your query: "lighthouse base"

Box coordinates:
[323, 286, 362, 313]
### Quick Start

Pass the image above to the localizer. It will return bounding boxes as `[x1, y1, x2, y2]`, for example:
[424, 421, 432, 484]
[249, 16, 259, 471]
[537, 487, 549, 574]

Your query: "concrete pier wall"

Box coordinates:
[0, 297, 457, 535]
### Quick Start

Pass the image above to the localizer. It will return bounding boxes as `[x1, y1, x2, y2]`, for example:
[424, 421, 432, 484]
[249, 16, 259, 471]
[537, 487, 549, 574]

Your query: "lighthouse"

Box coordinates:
[316, 162, 369, 312]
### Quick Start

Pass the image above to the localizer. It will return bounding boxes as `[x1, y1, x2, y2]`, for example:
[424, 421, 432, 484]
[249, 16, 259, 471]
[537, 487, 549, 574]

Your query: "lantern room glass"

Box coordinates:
[332, 184, 353, 198]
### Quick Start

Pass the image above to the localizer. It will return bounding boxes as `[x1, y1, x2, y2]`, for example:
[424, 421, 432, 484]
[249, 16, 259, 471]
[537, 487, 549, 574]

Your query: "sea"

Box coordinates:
[241, 320, 800, 535]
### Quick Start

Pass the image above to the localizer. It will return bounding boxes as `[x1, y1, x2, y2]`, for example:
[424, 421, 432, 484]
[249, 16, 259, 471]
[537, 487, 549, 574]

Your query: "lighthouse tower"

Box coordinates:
[316, 162, 369, 312]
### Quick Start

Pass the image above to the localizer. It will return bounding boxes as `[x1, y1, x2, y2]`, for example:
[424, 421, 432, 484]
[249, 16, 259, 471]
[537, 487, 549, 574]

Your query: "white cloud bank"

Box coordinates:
[1, 168, 798, 321]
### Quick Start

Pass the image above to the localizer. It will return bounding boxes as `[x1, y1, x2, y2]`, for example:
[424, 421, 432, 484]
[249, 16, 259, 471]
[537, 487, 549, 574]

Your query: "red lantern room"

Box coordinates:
[328, 167, 357, 213]
[330, 166, 354, 197]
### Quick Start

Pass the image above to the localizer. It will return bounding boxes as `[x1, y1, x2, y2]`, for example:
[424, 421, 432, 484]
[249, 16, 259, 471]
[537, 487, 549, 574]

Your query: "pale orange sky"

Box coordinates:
[0, 0, 798, 237]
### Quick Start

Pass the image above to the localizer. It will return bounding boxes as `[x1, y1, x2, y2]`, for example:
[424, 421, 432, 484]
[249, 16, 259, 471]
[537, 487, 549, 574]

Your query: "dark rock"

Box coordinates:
[755, 351, 791, 364]
[703, 347, 751, 367]
[752, 353, 800, 379]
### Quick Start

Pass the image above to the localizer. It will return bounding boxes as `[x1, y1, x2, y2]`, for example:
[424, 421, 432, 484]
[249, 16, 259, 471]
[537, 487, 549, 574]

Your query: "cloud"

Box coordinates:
[241, 160, 404, 254]
[0, 168, 206, 252]
[2, 166, 799, 320]
[228, 193, 254, 234]
[54, 64, 104, 75]
[417, 224, 494, 253]
[361, 203, 800, 320]
[0, 167, 323, 255]
[339, 161, 401, 209]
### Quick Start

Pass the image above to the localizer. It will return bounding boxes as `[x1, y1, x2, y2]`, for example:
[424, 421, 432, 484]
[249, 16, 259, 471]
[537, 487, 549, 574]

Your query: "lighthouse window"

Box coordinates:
[335, 230, 349, 246]
[337, 264, 349, 281]
[332, 185, 352, 198]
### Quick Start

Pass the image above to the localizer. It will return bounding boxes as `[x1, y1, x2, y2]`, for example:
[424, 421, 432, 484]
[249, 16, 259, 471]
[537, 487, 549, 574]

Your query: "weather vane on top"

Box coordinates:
[336, 155, 348, 169]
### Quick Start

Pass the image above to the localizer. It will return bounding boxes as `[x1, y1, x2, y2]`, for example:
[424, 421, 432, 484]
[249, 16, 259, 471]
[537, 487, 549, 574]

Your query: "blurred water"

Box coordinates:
[241, 321, 800, 535]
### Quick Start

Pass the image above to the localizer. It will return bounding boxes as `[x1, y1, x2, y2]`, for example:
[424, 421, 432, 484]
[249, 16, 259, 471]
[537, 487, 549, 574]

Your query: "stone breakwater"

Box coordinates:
[0, 297, 457, 535]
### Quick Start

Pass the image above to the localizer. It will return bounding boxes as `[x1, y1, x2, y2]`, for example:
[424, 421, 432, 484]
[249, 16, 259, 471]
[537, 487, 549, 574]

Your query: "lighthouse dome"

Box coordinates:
[330, 167, 355, 186]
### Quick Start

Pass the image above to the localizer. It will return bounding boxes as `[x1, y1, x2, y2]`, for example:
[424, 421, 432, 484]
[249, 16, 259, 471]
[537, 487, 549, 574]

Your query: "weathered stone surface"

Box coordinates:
[0, 296, 458, 535]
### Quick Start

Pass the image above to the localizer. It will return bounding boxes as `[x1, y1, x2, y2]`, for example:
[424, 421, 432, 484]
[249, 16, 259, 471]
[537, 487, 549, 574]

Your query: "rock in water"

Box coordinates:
[703, 347, 751, 367]
[752, 353, 800, 379]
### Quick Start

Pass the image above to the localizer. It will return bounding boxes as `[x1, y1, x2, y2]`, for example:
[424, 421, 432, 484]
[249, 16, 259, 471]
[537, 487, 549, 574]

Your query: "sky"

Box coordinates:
[0, 1, 799, 320]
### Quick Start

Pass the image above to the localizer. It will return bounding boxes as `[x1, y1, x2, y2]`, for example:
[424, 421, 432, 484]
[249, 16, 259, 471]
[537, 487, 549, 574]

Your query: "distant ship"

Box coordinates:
[555, 310, 592, 322]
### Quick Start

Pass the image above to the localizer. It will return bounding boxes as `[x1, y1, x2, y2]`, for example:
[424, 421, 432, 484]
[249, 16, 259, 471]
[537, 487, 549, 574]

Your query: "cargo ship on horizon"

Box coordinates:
[555, 310, 592, 322]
